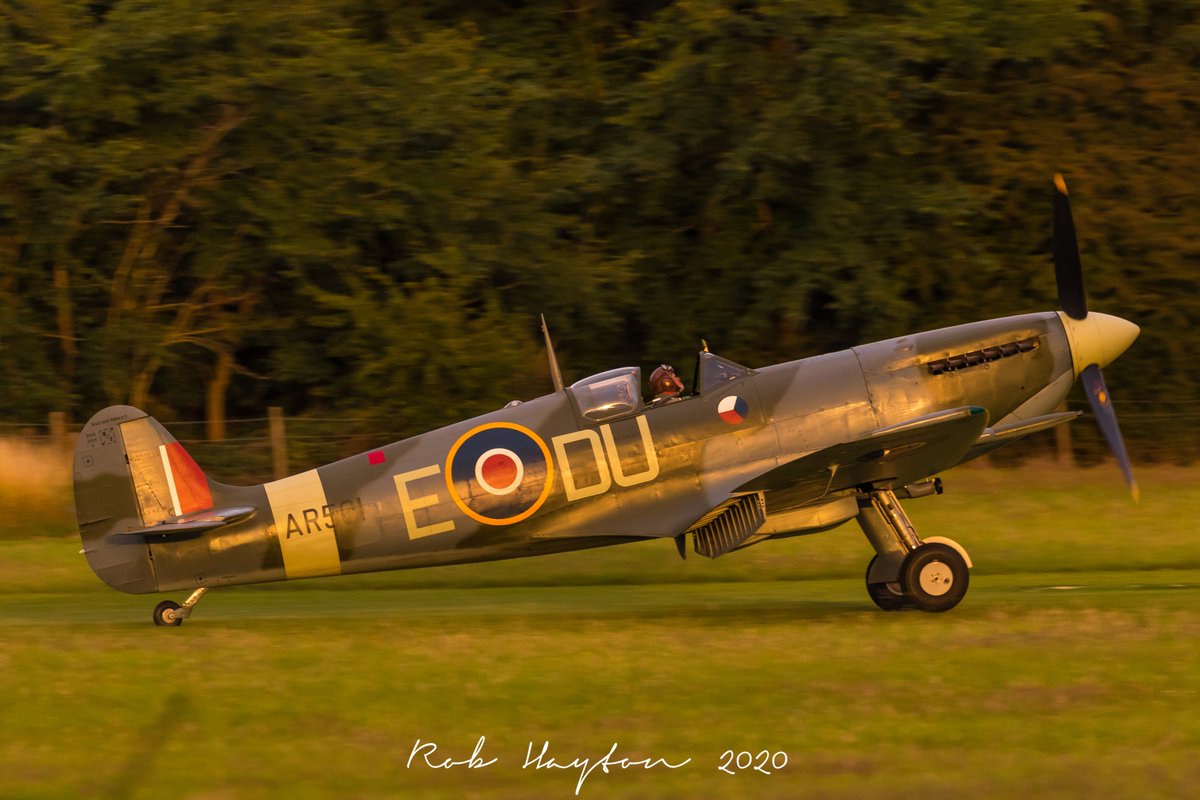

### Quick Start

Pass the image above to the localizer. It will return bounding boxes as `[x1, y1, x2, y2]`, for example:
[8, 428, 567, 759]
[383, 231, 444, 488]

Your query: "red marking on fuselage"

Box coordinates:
[480, 453, 519, 491]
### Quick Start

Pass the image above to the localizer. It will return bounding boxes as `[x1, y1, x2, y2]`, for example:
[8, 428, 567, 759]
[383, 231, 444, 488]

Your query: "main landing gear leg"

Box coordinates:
[856, 488, 971, 613]
[152, 587, 209, 627]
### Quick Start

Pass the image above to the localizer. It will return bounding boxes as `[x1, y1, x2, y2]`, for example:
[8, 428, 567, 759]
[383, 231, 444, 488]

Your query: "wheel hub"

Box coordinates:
[918, 560, 954, 596]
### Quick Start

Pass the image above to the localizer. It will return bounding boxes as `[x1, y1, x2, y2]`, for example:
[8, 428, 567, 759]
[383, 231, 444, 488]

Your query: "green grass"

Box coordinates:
[2, 465, 1199, 799]
[3, 575, 1199, 799]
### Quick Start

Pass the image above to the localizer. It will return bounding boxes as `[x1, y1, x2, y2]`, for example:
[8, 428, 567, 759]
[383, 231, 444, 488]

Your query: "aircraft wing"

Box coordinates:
[960, 411, 1081, 464]
[536, 406, 993, 545]
[738, 406, 991, 504]
[107, 505, 258, 543]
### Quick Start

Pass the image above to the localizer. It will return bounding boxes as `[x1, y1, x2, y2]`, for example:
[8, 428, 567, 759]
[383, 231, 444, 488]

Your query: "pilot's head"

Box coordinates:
[650, 364, 684, 397]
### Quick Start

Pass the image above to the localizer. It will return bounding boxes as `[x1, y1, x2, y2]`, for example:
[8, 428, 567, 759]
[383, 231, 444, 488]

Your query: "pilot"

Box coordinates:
[649, 364, 685, 405]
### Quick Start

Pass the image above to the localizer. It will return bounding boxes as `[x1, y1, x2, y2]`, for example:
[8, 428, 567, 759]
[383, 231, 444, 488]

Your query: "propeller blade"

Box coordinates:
[1080, 364, 1139, 501]
[1053, 174, 1088, 320]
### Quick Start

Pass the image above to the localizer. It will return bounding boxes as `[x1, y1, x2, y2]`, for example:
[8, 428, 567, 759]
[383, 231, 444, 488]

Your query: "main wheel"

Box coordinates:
[865, 556, 914, 611]
[900, 543, 969, 612]
[153, 600, 183, 627]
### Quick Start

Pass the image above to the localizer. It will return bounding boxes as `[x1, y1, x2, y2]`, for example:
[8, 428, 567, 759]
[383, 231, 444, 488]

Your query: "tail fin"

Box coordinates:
[73, 405, 215, 593]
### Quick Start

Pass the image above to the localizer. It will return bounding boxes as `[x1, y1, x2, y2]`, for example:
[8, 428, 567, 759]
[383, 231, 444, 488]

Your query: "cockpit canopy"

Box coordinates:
[569, 367, 642, 422]
[695, 351, 750, 392]
[566, 351, 753, 424]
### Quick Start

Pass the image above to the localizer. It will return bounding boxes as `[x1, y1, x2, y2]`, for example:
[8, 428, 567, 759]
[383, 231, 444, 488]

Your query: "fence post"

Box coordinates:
[269, 406, 288, 480]
[48, 411, 70, 453]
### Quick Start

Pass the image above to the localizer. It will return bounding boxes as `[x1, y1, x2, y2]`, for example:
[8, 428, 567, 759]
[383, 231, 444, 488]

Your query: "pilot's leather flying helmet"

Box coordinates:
[650, 364, 684, 397]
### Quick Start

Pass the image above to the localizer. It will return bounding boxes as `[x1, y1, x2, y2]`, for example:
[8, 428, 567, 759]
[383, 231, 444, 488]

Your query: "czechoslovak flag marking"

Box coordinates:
[718, 395, 749, 425]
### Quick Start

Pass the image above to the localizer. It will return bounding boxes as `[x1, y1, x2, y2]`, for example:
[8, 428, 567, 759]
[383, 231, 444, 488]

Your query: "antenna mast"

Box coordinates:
[540, 314, 565, 393]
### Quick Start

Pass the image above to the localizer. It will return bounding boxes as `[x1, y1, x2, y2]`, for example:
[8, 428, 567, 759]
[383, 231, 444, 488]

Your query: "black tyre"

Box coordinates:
[865, 555, 913, 611]
[900, 543, 969, 613]
[153, 600, 183, 627]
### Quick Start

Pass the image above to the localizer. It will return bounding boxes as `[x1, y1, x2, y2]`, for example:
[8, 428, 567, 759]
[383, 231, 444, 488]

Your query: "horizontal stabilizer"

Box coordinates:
[109, 505, 257, 543]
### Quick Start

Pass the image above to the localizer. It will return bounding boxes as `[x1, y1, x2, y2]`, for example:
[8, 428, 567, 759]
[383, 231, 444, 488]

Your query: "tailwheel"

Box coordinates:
[865, 556, 914, 611]
[153, 600, 183, 627]
[151, 587, 208, 627]
[900, 543, 969, 613]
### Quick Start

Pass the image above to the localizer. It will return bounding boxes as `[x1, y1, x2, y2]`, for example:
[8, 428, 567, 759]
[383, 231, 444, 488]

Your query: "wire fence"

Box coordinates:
[0, 412, 419, 485]
[2, 401, 1198, 485]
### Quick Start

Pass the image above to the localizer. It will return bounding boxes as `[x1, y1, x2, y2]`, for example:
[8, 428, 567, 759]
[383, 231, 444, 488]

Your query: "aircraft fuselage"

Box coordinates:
[75, 311, 1091, 594]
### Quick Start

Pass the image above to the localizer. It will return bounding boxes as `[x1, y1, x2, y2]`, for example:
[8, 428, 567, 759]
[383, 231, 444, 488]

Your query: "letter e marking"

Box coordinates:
[395, 464, 456, 539]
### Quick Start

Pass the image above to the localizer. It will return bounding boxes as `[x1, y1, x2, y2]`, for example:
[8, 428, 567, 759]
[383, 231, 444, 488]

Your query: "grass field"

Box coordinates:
[2, 464, 1199, 799]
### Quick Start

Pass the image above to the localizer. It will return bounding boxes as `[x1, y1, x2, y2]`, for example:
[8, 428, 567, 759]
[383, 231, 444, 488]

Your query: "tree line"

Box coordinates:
[2, 0, 1197, 465]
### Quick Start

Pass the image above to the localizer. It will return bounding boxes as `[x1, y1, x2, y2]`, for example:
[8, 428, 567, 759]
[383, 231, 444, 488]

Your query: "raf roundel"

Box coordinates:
[446, 423, 554, 525]
[718, 394, 749, 425]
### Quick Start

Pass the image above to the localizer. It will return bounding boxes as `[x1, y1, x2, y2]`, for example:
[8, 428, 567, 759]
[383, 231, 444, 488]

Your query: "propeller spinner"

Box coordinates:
[1052, 174, 1140, 500]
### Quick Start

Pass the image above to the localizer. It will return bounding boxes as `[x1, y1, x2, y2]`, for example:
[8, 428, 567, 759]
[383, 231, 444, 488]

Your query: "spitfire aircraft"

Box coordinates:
[73, 176, 1139, 624]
